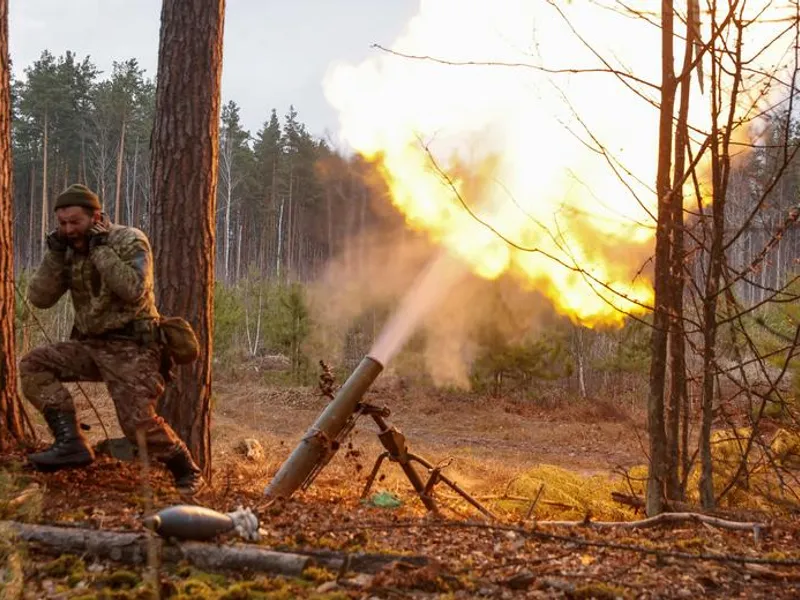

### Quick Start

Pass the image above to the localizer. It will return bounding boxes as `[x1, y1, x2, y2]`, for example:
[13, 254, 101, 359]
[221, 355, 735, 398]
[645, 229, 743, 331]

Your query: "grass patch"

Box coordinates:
[496, 464, 637, 521]
[0, 465, 42, 522]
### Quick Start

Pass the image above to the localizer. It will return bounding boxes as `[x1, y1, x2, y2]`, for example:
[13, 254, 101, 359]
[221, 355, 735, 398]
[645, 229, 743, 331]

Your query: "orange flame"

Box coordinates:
[325, 0, 790, 327]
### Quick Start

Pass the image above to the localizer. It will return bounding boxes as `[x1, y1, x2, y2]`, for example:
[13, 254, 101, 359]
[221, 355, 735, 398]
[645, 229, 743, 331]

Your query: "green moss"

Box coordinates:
[313, 536, 342, 550]
[309, 592, 350, 600]
[100, 569, 141, 590]
[175, 579, 216, 599]
[218, 585, 269, 599]
[0, 469, 42, 522]
[301, 566, 336, 584]
[218, 578, 302, 599]
[174, 564, 193, 578]
[263, 589, 296, 600]
[40, 554, 85, 579]
[68, 567, 88, 587]
[676, 537, 706, 551]
[764, 550, 800, 560]
[175, 566, 229, 587]
[73, 590, 153, 600]
[310, 593, 349, 600]
[571, 582, 629, 599]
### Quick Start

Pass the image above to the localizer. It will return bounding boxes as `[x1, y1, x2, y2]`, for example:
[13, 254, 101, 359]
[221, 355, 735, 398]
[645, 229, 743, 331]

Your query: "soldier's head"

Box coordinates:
[54, 184, 102, 250]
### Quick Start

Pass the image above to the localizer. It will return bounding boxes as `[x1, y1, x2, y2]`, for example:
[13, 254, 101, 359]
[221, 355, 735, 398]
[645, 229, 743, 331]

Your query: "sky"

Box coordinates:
[8, 0, 419, 143]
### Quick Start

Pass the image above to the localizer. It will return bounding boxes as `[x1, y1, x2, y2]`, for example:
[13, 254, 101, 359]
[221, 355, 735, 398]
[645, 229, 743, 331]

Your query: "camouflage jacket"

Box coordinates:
[28, 218, 160, 337]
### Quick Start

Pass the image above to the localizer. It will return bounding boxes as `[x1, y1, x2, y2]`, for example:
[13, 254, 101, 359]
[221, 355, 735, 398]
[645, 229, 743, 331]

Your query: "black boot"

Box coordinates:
[28, 408, 95, 471]
[164, 444, 206, 497]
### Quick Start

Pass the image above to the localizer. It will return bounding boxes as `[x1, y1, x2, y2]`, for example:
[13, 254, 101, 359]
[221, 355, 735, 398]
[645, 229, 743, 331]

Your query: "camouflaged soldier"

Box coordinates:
[19, 183, 205, 497]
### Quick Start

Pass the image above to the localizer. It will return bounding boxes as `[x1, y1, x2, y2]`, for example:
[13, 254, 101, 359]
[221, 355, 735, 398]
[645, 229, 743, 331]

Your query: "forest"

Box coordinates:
[1, 1, 800, 598]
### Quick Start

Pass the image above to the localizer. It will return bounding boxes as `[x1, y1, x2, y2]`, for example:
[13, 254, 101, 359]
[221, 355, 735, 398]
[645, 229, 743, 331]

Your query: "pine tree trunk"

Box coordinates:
[0, 0, 26, 449]
[149, 0, 225, 474]
[326, 187, 333, 261]
[28, 163, 35, 269]
[115, 119, 126, 224]
[359, 185, 367, 275]
[131, 137, 139, 229]
[276, 196, 285, 279]
[224, 175, 231, 283]
[236, 219, 242, 282]
[40, 110, 49, 256]
[286, 167, 294, 280]
[80, 135, 87, 184]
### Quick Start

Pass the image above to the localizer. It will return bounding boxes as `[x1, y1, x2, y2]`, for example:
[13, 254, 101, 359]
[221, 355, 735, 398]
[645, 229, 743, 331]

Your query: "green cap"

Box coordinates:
[54, 184, 101, 211]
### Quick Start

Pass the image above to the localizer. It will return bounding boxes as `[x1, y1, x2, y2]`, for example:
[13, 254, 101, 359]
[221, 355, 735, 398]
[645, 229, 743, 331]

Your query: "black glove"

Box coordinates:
[88, 222, 110, 251]
[45, 229, 68, 253]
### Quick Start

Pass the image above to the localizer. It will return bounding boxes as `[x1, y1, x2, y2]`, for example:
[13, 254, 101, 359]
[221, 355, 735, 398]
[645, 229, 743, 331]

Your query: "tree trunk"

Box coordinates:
[149, 0, 225, 474]
[666, 0, 696, 501]
[276, 196, 285, 279]
[2, 520, 425, 575]
[28, 163, 35, 269]
[131, 137, 139, 228]
[699, 22, 740, 510]
[224, 171, 231, 283]
[326, 186, 333, 261]
[646, 0, 676, 517]
[115, 119, 127, 224]
[236, 218, 242, 282]
[286, 167, 294, 280]
[80, 134, 87, 184]
[40, 110, 49, 256]
[0, 0, 26, 449]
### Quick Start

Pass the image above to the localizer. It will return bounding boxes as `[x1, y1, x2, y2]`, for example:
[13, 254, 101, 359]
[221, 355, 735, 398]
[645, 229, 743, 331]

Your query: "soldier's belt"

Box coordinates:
[83, 319, 160, 344]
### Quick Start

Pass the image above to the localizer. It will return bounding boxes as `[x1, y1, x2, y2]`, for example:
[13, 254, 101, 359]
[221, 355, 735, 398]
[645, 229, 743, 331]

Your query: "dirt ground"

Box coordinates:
[4, 372, 799, 599]
[210, 374, 647, 476]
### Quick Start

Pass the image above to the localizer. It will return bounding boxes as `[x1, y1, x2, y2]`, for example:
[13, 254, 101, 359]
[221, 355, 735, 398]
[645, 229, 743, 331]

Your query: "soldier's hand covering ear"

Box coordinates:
[88, 221, 111, 251]
[45, 229, 68, 253]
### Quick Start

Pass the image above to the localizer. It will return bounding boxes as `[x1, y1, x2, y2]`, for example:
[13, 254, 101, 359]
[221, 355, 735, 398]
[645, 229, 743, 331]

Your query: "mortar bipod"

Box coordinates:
[358, 403, 495, 520]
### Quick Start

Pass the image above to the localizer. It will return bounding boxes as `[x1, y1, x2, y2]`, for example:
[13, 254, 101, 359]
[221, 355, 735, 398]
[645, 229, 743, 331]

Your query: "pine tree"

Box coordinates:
[149, 0, 226, 473]
[0, 0, 26, 449]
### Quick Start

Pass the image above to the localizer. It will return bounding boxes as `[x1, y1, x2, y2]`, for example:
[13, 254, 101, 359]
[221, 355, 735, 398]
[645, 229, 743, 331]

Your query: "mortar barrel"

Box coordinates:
[264, 355, 384, 499]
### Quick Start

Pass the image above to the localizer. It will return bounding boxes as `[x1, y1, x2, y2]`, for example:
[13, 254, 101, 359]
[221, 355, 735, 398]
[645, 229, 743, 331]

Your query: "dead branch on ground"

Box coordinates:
[1, 520, 429, 576]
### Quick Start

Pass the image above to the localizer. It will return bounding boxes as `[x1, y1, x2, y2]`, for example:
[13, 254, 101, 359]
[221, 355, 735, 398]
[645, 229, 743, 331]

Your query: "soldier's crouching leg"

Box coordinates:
[99, 341, 205, 497]
[20, 345, 84, 413]
[123, 413, 206, 498]
[19, 343, 98, 471]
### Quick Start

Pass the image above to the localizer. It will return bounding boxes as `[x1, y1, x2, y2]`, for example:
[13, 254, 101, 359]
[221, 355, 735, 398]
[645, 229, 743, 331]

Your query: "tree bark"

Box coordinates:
[131, 137, 139, 228]
[223, 150, 232, 284]
[6, 521, 310, 576]
[28, 163, 35, 269]
[666, 0, 697, 501]
[646, 0, 676, 517]
[149, 0, 225, 474]
[114, 119, 126, 224]
[2, 520, 427, 575]
[40, 110, 48, 256]
[0, 0, 26, 449]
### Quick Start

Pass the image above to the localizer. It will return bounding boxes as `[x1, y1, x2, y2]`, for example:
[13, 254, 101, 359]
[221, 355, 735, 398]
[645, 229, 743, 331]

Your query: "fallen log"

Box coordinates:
[3, 521, 310, 576]
[1, 521, 426, 576]
[610, 491, 763, 521]
[535, 511, 767, 533]
[292, 547, 429, 574]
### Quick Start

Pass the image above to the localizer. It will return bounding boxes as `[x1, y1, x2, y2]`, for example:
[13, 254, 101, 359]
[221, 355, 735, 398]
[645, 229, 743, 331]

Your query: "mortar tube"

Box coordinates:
[264, 355, 384, 500]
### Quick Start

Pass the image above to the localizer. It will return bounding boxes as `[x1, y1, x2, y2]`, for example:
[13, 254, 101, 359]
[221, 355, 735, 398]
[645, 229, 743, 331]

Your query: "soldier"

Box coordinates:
[19, 183, 205, 497]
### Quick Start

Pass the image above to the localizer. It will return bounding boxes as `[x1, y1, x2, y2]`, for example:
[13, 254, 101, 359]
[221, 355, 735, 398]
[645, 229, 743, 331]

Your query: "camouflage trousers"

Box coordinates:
[19, 338, 183, 461]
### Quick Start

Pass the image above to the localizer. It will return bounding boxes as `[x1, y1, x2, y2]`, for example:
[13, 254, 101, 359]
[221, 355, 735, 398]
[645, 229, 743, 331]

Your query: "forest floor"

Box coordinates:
[1, 370, 799, 599]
